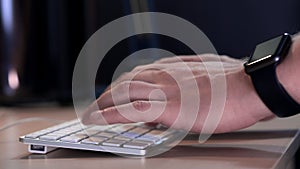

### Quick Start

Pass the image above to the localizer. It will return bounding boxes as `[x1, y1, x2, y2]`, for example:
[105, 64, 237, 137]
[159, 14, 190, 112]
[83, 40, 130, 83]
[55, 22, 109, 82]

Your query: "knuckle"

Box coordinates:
[155, 70, 168, 78]
[155, 58, 168, 63]
[118, 81, 131, 91]
[132, 65, 145, 72]
[132, 100, 150, 111]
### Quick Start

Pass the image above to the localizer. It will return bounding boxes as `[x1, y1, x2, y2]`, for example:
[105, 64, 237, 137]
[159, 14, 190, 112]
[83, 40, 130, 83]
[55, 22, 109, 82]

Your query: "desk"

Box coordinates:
[0, 107, 299, 169]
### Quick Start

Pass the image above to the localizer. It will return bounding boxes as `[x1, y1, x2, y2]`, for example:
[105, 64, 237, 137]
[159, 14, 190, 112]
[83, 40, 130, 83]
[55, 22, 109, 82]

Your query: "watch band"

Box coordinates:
[250, 65, 300, 117]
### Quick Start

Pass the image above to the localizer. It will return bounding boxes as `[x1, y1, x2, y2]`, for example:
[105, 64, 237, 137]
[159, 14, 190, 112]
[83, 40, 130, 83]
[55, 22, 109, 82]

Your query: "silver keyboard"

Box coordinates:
[19, 119, 181, 156]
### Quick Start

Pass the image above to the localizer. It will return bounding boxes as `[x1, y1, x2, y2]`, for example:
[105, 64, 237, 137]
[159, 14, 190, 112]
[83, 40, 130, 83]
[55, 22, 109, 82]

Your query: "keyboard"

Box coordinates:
[19, 119, 182, 156]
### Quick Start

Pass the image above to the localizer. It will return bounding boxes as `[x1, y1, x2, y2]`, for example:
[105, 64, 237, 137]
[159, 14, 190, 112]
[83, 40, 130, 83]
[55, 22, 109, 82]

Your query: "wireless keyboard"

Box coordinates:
[19, 119, 181, 156]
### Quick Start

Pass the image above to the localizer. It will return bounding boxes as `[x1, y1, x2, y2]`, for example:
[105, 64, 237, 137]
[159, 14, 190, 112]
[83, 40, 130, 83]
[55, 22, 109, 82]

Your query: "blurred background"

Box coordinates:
[0, 0, 300, 106]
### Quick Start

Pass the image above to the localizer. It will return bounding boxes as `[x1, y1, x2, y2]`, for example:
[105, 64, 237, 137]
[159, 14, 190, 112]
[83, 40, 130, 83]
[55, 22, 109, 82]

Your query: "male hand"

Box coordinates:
[82, 54, 274, 133]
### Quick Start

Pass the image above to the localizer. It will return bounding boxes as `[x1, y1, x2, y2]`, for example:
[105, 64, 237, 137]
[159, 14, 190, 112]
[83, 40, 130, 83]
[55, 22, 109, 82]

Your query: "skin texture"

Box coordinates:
[82, 34, 300, 134]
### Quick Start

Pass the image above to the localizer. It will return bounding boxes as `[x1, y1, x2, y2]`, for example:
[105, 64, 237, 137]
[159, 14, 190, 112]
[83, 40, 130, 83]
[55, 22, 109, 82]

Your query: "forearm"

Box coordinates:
[277, 33, 300, 104]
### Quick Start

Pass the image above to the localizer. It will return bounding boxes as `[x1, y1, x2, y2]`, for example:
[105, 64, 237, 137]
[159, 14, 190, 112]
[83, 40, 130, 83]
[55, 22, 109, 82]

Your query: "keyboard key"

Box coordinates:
[121, 127, 150, 138]
[137, 129, 173, 142]
[83, 126, 109, 135]
[74, 131, 89, 136]
[25, 132, 46, 139]
[87, 125, 112, 131]
[95, 132, 118, 138]
[123, 141, 152, 149]
[102, 139, 128, 147]
[81, 137, 107, 145]
[39, 134, 64, 141]
[114, 136, 132, 141]
[60, 134, 88, 143]
[107, 124, 136, 134]
[24, 120, 82, 139]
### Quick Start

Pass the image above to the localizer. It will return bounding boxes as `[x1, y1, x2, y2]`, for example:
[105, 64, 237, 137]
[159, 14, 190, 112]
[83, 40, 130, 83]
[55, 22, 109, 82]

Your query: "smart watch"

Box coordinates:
[244, 33, 300, 117]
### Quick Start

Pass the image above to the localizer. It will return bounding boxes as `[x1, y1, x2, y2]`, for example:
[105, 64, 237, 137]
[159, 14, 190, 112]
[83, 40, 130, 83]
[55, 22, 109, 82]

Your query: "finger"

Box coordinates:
[110, 60, 191, 87]
[81, 100, 100, 125]
[82, 80, 160, 124]
[112, 67, 177, 87]
[156, 54, 242, 64]
[154, 55, 194, 63]
[154, 54, 222, 63]
[98, 81, 164, 109]
[104, 55, 238, 92]
[87, 100, 166, 125]
[154, 55, 206, 63]
[110, 70, 157, 88]
[104, 70, 158, 94]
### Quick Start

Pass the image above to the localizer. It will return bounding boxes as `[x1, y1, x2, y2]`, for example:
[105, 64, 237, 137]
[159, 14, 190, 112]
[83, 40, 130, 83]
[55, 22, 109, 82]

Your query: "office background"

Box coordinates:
[0, 0, 299, 105]
[0, 0, 299, 167]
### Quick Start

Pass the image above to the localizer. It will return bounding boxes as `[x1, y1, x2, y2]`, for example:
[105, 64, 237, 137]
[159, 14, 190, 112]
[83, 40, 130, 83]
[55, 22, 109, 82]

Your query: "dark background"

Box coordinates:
[0, 1, 299, 166]
[0, 0, 300, 105]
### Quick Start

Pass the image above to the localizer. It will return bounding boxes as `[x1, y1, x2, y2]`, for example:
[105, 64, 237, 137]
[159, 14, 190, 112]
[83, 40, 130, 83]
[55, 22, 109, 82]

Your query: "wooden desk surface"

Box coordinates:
[0, 107, 299, 169]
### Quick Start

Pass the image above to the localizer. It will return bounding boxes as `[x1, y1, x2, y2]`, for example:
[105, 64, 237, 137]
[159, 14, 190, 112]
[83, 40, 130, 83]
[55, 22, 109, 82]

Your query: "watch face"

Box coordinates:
[250, 36, 283, 63]
[245, 33, 291, 74]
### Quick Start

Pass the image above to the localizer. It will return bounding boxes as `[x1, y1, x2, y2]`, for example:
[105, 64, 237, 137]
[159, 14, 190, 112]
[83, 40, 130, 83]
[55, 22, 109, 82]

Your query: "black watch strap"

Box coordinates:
[250, 65, 300, 117]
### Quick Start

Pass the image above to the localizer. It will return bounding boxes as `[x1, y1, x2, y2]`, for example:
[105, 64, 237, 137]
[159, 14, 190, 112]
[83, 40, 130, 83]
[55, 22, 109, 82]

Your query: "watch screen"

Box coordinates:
[250, 35, 283, 62]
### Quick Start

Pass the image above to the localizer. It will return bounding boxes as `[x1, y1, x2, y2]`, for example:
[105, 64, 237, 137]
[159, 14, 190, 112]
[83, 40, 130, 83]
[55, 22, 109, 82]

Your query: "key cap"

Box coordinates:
[60, 134, 88, 143]
[121, 127, 150, 138]
[67, 126, 83, 132]
[58, 128, 79, 135]
[81, 136, 107, 145]
[39, 134, 63, 141]
[113, 136, 132, 141]
[24, 121, 80, 139]
[102, 139, 128, 147]
[95, 132, 118, 138]
[25, 132, 47, 139]
[107, 124, 136, 134]
[83, 125, 112, 135]
[139, 129, 174, 141]
[49, 131, 72, 136]
[123, 141, 152, 149]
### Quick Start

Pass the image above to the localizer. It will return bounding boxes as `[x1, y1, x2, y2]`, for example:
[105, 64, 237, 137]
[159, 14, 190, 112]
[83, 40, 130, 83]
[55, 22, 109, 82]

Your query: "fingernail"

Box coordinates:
[89, 111, 107, 125]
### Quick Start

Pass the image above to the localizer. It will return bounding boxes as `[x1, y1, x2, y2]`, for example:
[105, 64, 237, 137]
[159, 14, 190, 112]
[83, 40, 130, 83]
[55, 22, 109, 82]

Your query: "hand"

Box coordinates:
[82, 54, 274, 133]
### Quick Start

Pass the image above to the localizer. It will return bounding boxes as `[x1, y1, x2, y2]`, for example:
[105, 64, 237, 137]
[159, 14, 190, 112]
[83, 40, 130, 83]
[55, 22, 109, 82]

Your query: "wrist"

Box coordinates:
[277, 34, 300, 104]
[243, 72, 275, 120]
[244, 33, 300, 118]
